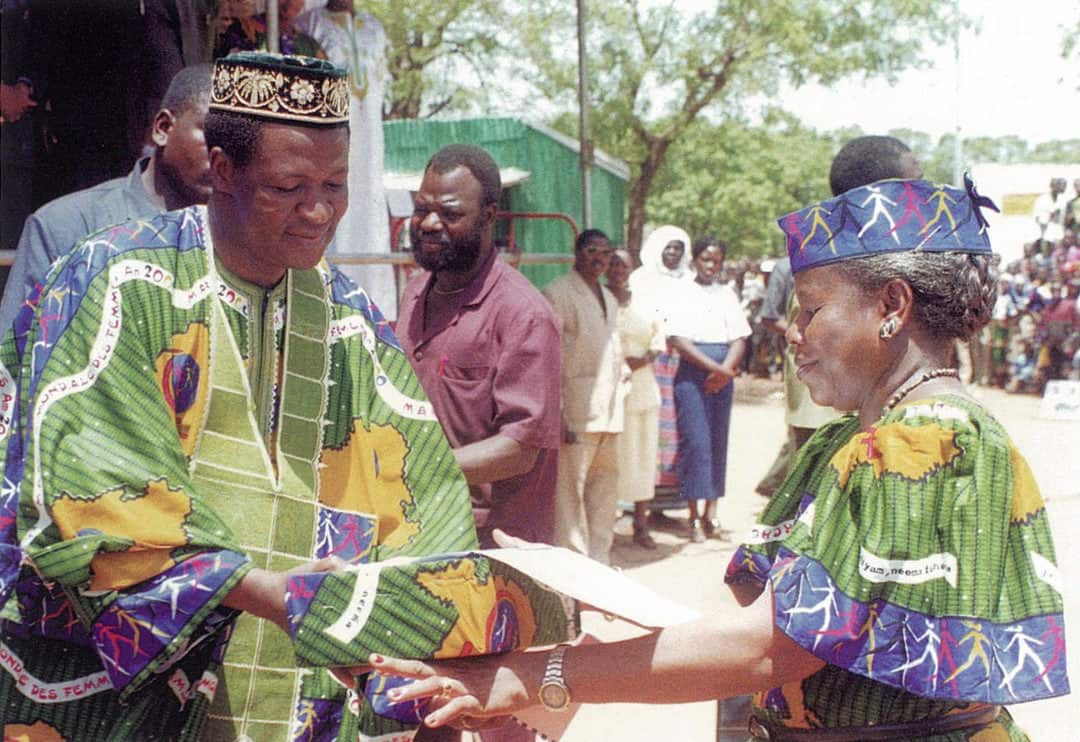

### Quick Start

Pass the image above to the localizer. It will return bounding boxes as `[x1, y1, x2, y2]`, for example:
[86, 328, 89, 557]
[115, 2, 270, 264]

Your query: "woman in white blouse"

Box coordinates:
[606, 249, 667, 548]
[667, 237, 750, 542]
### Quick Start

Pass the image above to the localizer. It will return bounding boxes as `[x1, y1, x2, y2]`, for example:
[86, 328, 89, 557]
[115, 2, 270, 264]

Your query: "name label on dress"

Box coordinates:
[0, 360, 15, 441]
[901, 402, 969, 423]
[858, 546, 957, 588]
[743, 503, 814, 544]
[745, 517, 798, 544]
[0, 640, 112, 703]
[325, 565, 383, 644]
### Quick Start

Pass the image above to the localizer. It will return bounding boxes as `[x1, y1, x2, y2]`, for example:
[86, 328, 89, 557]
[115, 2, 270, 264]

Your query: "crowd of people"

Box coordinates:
[0, 37, 1070, 742]
[688, 177, 1080, 398]
[988, 177, 1080, 392]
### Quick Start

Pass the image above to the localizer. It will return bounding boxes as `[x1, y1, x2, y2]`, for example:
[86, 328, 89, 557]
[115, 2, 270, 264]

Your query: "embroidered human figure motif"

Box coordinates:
[800, 205, 835, 254]
[890, 618, 942, 691]
[1031, 617, 1067, 690]
[860, 426, 880, 460]
[856, 600, 885, 674]
[886, 181, 929, 237]
[782, 212, 805, 255]
[920, 187, 960, 244]
[945, 620, 992, 683]
[785, 574, 840, 651]
[1000, 624, 1053, 697]
[858, 186, 900, 241]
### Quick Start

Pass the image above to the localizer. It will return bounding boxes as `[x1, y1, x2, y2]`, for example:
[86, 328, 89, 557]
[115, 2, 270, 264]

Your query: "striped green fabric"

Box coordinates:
[2, 208, 512, 741]
[727, 395, 1067, 740]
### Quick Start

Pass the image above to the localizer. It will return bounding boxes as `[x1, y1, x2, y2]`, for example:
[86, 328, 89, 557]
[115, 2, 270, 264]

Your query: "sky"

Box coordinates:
[769, 0, 1079, 144]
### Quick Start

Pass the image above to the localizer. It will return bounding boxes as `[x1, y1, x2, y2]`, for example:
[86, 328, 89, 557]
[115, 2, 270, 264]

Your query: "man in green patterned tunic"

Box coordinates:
[0, 53, 570, 742]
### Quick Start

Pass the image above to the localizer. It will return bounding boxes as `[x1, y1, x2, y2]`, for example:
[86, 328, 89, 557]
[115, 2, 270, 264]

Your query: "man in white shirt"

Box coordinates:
[1034, 177, 1067, 245]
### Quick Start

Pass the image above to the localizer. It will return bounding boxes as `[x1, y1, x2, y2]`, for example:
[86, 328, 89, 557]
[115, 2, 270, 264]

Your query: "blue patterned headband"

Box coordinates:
[778, 176, 999, 274]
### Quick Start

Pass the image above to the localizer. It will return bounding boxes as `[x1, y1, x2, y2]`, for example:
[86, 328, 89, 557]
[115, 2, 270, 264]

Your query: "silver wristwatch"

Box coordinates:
[538, 644, 572, 712]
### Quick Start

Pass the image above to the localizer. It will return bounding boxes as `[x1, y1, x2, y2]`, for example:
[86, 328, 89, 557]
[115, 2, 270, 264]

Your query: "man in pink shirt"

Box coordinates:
[397, 144, 561, 550]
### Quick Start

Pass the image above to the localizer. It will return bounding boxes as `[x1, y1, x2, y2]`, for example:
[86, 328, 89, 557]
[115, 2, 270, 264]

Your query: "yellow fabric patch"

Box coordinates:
[3, 721, 65, 742]
[416, 560, 539, 658]
[51, 478, 192, 591]
[417, 559, 492, 657]
[318, 420, 419, 548]
[153, 323, 210, 458]
[830, 422, 962, 488]
[970, 722, 1012, 741]
[1008, 444, 1045, 523]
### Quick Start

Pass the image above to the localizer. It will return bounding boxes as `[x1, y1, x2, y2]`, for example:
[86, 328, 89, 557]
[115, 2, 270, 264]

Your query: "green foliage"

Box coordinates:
[365, 0, 510, 119]
[368, 0, 1078, 258]
[1064, 14, 1080, 68]
[513, 0, 955, 252]
[646, 110, 841, 258]
[900, 130, 1080, 183]
[644, 116, 1080, 259]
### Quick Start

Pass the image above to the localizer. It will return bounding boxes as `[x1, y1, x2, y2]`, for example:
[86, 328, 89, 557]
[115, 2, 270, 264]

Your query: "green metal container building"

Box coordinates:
[383, 117, 629, 287]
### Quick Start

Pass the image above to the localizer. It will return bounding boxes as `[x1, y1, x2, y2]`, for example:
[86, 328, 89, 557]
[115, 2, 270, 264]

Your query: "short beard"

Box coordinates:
[413, 234, 483, 273]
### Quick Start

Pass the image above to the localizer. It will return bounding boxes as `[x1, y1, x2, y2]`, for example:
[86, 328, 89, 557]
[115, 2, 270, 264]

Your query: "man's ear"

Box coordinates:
[480, 201, 498, 227]
[150, 109, 175, 147]
[209, 147, 236, 194]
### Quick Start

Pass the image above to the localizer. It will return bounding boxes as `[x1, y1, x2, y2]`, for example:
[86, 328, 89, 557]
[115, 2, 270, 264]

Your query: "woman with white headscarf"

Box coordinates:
[627, 226, 692, 506]
[630, 225, 693, 321]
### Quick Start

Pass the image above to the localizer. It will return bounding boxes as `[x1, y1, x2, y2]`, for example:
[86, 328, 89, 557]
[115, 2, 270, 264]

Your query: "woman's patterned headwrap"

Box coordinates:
[778, 175, 998, 274]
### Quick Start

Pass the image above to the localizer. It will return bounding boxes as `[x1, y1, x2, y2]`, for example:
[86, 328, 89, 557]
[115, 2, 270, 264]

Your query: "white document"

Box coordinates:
[483, 546, 700, 628]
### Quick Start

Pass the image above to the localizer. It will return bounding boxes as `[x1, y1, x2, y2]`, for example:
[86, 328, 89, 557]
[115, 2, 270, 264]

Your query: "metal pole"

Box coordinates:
[267, 0, 280, 54]
[951, 0, 962, 184]
[576, 0, 592, 229]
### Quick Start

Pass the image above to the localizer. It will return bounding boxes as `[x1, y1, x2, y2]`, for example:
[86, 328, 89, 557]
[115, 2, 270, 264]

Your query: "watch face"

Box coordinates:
[539, 682, 569, 710]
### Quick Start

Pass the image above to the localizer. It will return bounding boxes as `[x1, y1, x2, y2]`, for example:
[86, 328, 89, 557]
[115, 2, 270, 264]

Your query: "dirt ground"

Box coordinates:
[549, 379, 1079, 742]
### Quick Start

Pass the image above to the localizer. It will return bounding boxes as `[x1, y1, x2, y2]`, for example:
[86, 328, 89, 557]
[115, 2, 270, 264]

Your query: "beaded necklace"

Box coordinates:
[881, 368, 960, 417]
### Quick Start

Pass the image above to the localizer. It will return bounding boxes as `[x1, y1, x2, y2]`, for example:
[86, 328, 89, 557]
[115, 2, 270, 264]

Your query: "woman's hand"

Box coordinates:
[704, 364, 737, 394]
[369, 650, 547, 729]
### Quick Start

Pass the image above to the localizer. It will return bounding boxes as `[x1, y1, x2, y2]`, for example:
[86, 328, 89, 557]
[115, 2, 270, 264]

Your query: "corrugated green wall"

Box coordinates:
[383, 118, 627, 287]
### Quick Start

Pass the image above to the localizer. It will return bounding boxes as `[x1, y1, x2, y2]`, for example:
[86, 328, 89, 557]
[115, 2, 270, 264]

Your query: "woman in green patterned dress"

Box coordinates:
[371, 177, 1069, 741]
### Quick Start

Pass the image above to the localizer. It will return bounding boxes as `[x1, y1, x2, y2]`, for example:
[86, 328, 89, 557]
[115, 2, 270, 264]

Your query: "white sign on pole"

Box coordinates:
[1039, 380, 1080, 420]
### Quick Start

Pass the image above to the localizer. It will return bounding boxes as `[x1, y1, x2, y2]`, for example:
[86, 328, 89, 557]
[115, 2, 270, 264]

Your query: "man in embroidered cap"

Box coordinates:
[0, 52, 488, 741]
